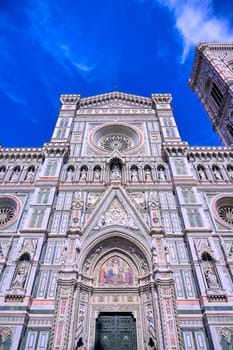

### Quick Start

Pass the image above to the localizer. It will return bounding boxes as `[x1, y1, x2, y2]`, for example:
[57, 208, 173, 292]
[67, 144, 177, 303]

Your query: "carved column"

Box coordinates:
[49, 233, 80, 350]
[150, 229, 183, 350]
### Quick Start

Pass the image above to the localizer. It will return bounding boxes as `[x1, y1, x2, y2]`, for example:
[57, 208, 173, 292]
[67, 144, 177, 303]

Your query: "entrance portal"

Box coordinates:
[94, 312, 137, 350]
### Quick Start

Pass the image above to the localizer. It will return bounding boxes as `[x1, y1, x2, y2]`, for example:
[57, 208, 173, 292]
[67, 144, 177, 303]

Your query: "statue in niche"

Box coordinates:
[0, 167, 6, 181]
[205, 268, 219, 289]
[11, 168, 20, 182]
[110, 164, 121, 180]
[145, 167, 152, 181]
[227, 165, 233, 180]
[80, 168, 87, 181]
[93, 167, 101, 181]
[0, 327, 12, 349]
[213, 166, 222, 180]
[12, 260, 29, 289]
[158, 167, 166, 180]
[25, 168, 34, 182]
[198, 167, 207, 180]
[66, 167, 74, 181]
[131, 167, 139, 182]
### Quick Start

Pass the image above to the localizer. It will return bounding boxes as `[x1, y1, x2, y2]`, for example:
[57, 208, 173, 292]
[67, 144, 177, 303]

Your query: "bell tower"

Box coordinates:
[189, 42, 233, 146]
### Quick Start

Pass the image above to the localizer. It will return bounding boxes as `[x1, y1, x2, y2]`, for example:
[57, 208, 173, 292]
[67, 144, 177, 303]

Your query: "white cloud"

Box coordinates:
[156, 0, 233, 62]
[24, 1, 96, 79]
[1, 83, 26, 105]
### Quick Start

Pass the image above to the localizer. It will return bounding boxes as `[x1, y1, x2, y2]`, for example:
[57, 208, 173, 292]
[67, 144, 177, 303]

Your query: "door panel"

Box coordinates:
[95, 313, 137, 350]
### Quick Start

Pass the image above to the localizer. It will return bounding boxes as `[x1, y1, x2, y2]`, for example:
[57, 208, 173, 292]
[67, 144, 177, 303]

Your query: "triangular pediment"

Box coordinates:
[82, 186, 150, 238]
[80, 91, 152, 109]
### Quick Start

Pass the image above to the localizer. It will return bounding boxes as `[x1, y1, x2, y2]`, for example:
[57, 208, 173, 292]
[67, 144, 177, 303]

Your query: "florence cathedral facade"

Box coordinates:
[0, 43, 233, 350]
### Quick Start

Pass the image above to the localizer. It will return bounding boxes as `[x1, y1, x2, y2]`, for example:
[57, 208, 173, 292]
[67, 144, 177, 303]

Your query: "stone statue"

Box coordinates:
[12, 261, 29, 289]
[158, 167, 166, 180]
[11, 168, 20, 182]
[213, 167, 222, 180]
[145, 167, 152, 181]
[110, 164, 121, 180]
[25, 168, 34, 182]
[94, 168, 101, 181]
[66, 168, 74, 181]
[198, 167, 207, 180]
[205, 268, 219, 288]
[0, 168, 5, 181]
[80, 169, 87, 181]
[131, 168, 139, 181]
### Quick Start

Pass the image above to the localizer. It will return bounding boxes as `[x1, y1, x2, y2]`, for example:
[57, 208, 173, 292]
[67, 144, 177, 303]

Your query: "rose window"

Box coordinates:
[89, 123, 143, 154]
[211, 194, 233, 228]
[217, 206, 233, 225]
[0, 207, 15, 225]
[99, 135, 133, 152]
[0, 196, 21, 228]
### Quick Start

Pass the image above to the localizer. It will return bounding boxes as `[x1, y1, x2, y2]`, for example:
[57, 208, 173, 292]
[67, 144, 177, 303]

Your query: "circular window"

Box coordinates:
[211, 194, 233, 228]
[217, 206, 233, 225]
[0, 195, 21, 229]
[89, 123, 143, 154]
[99, 135, 133, 152]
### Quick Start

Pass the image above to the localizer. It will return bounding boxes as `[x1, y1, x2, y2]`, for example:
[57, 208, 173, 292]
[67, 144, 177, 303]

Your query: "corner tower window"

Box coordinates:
[210, 83, 223, 108]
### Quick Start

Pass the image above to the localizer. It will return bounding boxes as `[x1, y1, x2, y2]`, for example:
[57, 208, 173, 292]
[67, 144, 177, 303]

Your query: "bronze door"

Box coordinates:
[95, 313, 137, 350]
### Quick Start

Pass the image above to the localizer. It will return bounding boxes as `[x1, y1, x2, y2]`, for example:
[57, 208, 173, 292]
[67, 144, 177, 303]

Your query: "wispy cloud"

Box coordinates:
[2, 84, 27, 105]
[156, 0, 233, 62]
[24, 1, 96, 80]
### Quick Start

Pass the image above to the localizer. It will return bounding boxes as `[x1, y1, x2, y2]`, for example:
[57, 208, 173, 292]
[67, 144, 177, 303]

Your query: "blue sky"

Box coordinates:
[1, 0, 233, 147]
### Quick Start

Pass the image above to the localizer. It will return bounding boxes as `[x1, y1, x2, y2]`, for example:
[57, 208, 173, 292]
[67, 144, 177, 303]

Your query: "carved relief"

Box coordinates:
[86, 193, 99, 208]
[0, 327, 12, 348]
[130, 192, 146, 208]
[96, 198, 138, 229]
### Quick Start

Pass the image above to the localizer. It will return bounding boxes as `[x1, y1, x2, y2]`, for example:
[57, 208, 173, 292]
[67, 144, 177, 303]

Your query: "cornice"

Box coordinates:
[79, 91, 152, 107]
[60, 94, 81, 105]
[187, 146, 233, 161]
[151, 93, 172, 104]
[0, 147, 43, 161]
[43, 142, 70, 158]
[162, 141, 189, 156]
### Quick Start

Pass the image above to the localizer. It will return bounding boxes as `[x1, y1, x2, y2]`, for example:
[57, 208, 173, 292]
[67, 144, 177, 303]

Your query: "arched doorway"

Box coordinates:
[76, 234, 155, 350]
